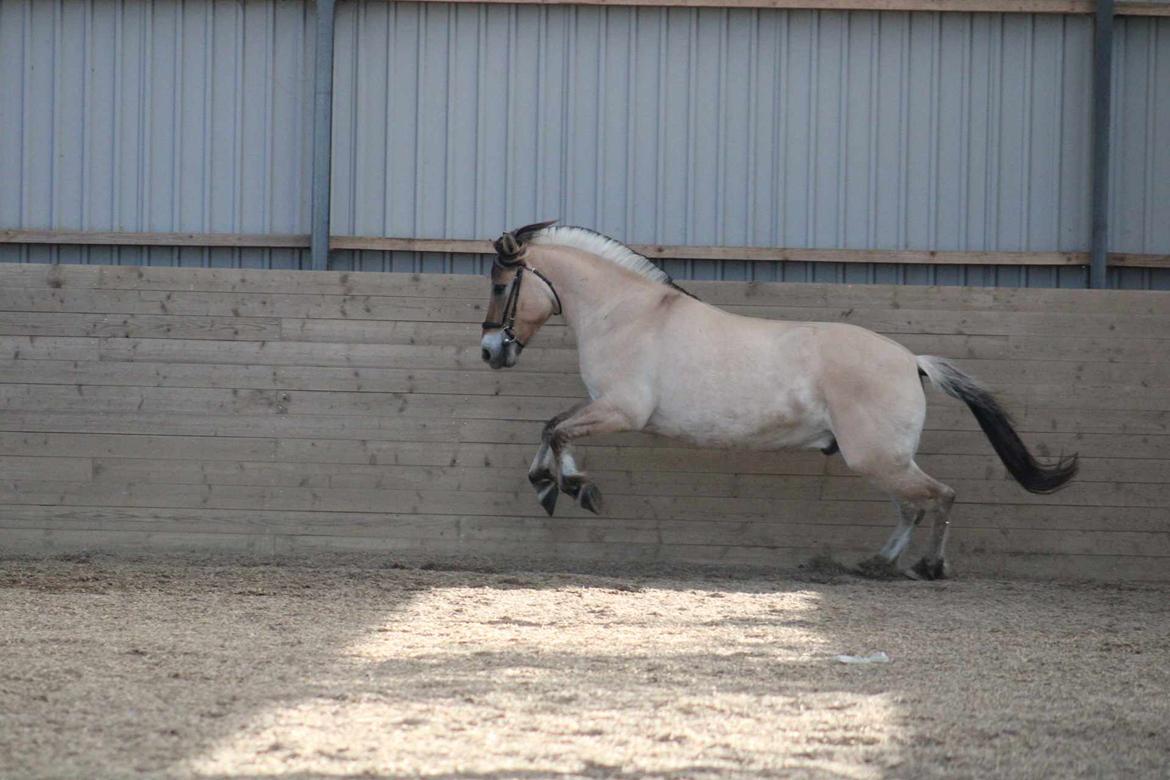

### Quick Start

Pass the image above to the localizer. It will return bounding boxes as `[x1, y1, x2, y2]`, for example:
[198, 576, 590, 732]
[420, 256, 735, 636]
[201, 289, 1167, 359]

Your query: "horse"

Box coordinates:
[478, 221, 1078, 579]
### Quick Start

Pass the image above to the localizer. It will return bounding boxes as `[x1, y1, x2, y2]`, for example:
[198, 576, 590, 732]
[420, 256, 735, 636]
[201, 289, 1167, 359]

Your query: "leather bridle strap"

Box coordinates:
[480, 264, 562, 350]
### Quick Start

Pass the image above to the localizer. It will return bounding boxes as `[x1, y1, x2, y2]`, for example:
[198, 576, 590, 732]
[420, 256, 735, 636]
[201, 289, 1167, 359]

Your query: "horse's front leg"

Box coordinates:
[540, 400, 636, 515]
[527, 403, 587, 516]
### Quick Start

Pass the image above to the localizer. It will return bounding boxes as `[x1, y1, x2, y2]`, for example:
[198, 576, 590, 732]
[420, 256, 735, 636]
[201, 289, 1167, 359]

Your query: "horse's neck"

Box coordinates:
[535, 249, 665, 337]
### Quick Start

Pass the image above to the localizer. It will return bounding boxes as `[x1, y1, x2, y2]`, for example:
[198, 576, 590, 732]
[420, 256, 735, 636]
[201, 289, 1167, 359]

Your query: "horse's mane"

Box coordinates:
[522, 224, 697, 298]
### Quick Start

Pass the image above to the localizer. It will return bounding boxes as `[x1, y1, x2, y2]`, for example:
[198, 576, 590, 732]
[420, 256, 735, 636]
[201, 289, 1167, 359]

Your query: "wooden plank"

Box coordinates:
[3, 265, 1165, 319]
[1115, 3, 1170, 17]
[275, 434, 1170, 471]
[0, 384, 578, 420]
[2, 430, 1156, 478]
[0, 432, 278, 461]
[6, 473, 1169, 519]
[85, 453, 1170, 499]
[0, 527, 278, 556]
[5, 283, 1170, 322]
[89, 331, 1170, 369]
[0, 336, 99, 362]
[4, 497, 1170, 541]
[4, 506, 1168, 559]
[0, 229, 309, 248]
[96, 338, 580, 372]
[0, 456, 91, 482]
[272, 305, 1170, 342]
[6, 383, 1166, 432]
[1, 526, 1161, 582]
[325, 238, 1170, 268]
[7, 359, 1167, 404]
[3, 406, 1165, 447]
[0, 311, 282, 341]
[0, 359, 591, 398]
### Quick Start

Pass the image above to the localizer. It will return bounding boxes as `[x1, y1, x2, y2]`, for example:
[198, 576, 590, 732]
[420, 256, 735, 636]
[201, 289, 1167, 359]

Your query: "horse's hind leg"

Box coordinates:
[879, 500, 925, 561]
[856, 462, 956, 580]
[911, 480, 956, 580]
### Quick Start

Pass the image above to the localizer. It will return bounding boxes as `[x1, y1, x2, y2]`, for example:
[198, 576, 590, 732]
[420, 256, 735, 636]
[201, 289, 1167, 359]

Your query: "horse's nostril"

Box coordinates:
[482, 348, 491, 362]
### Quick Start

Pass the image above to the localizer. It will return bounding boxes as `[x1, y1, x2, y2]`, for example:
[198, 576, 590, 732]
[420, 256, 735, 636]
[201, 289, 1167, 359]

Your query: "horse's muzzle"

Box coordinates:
[480, 331, 519, 369]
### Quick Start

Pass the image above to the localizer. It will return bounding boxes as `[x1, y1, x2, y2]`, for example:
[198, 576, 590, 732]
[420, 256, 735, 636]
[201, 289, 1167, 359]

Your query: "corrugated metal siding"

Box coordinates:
[0, 0, 314, 268]
[1111, 17, 1170, 290]
[1, 0, 1167, 289]
[330, 4, 1108, 288]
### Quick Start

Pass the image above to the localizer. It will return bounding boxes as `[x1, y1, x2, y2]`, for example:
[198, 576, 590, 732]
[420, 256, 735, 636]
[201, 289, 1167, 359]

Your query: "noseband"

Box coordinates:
[480, 250, 563, 351]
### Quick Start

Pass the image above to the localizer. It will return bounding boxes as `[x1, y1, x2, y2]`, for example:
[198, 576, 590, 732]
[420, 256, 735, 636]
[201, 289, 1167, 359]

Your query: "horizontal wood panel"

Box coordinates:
[4, 359, 1168, 403]
[0, 265, 1166, 580]
[3, 506, 1168, 558]
[5, 231, 1170, 263]
[5, 474, 1168, 518]
[2, 407, 1166, 447]
[70, 332, 1170, 367]
[4, 286, 1170, 335]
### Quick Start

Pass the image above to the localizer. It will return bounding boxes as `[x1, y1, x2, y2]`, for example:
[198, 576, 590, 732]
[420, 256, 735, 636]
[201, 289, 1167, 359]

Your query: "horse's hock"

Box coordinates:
[1, 263, 1167, 581]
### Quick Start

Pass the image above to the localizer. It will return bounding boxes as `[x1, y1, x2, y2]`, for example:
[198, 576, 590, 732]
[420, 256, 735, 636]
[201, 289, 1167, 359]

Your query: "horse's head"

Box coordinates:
[480, 220, 562, 369]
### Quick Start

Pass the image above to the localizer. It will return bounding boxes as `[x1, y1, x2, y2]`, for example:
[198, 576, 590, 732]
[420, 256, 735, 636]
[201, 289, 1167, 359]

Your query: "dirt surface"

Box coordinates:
[0, 557, 1167, 779]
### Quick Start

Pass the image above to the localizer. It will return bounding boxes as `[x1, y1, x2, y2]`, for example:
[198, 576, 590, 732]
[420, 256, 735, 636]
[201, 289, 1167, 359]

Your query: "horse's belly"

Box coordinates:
[645, 400, 831, 450]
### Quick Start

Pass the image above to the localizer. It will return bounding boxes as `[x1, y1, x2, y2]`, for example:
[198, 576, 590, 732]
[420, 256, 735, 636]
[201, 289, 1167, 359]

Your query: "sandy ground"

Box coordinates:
[0, 557, 1167, 780]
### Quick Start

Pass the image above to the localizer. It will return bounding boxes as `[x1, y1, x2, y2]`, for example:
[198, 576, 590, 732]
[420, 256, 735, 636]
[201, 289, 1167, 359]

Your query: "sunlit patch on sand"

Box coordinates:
[182, 584, 904, 779]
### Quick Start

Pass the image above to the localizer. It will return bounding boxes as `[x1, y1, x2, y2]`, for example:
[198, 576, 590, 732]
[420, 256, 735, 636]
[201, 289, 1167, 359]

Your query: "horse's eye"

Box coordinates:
[492, 284, 507, 294]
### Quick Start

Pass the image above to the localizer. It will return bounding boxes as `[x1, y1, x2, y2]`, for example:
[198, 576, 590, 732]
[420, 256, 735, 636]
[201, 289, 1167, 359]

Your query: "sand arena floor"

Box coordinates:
[0, 557, 1167, 779]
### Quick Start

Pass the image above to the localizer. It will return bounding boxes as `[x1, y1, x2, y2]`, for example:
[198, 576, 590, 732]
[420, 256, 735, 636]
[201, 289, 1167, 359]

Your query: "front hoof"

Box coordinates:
[534, 481, 559, 516]
[528, 468, 554, 487]
[578, 483, 603, 514]
[854, 555, 902, 580]
[911, 557, 949, 581]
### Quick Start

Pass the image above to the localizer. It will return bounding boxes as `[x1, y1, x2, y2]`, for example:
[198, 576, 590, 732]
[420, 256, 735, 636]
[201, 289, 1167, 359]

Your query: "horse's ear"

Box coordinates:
[494, 220, 557, 265]
[512, 219, 558, 242]
[493, 232, 522, 262]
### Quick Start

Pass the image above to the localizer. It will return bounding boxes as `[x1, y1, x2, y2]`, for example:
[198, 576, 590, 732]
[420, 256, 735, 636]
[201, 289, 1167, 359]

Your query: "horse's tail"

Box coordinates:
[915, 355, 1078, 494]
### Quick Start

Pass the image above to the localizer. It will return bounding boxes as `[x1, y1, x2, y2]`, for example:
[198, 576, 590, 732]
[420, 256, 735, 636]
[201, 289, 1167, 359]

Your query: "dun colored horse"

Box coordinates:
[479, 221, 1077, 579]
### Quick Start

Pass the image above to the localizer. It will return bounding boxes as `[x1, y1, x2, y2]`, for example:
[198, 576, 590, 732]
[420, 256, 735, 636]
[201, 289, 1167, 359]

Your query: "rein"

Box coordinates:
[480, 251, 563, 351]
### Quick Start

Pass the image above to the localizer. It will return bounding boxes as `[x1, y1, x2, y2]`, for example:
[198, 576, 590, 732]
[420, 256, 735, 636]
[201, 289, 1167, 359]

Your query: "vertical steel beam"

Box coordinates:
[1089, 0, 1113, 289]
[310, 0, 337, 272]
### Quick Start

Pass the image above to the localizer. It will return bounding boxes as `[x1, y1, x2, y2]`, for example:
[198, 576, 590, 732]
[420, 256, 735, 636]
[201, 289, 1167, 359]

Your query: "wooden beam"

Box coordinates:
[0, 230, 310, 249]
[335, 236, 1170, 269]
[330, 236, 490, 254]
[1115, 2, 1170, 15]
[375, 0, 1169, 15]
[4, 229, 1169, 268]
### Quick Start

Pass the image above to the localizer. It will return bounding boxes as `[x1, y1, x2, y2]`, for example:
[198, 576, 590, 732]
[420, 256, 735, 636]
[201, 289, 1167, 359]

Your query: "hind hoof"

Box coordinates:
[854, 555, 903, 580]
[578, 483, 603, 515]
[534, 481, 559, 516]
[911, 557, 949, 581]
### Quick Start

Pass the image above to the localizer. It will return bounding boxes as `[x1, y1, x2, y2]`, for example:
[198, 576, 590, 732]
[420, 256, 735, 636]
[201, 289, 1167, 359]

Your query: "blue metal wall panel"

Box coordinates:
[0, 0, 314, 268]
[1111, 17, 1170, 290]
[1, 0, 1166, 289]
[329, 4, 1140, 287]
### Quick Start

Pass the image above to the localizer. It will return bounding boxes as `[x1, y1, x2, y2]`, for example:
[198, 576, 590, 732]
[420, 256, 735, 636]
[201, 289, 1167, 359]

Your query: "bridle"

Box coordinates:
[480, 242, 562, 351]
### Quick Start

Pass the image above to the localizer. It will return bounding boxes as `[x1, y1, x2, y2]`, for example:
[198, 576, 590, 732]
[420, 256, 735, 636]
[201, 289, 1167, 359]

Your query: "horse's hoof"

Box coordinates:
[911, 557, 948, 581]
[560, 475, 584, 499]
[854, 555, 902, 580]
[535, 481, 559, 516]
[578, 483, 603, 514]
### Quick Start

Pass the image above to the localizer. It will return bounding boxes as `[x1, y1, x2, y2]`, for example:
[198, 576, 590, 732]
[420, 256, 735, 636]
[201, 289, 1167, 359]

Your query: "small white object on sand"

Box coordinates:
[835, 652, 890, 664]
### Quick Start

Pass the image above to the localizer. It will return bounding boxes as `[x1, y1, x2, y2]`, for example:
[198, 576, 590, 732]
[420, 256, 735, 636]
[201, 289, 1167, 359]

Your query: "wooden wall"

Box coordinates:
[1, 264, 1167, 580]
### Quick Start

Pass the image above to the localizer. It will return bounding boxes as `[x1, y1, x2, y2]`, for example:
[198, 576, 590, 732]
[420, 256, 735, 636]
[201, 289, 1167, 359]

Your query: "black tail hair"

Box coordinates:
[917, 356, 1078, 494]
